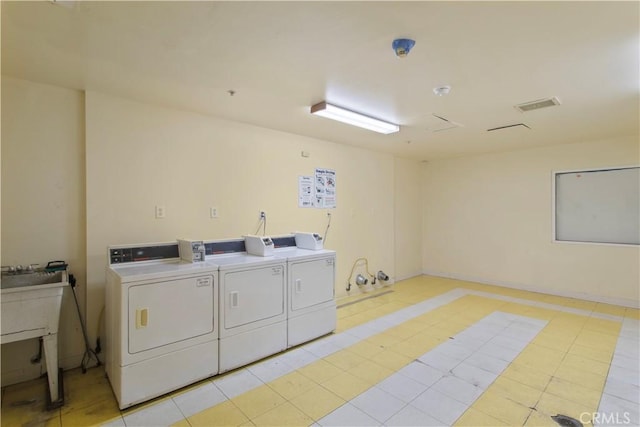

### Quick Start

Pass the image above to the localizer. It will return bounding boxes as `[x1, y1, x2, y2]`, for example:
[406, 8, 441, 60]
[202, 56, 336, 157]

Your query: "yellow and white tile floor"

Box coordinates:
[2, 276, 639, 426]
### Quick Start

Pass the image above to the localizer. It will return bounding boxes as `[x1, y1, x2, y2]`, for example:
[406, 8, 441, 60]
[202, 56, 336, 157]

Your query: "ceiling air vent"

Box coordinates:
[425, 114, 463, 132]
[487, 123, 531, 132]
[514, 96, 561, 113]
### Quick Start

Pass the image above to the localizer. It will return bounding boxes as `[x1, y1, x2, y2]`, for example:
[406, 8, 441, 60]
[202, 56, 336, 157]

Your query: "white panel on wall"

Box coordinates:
[555, 167, 640, 245]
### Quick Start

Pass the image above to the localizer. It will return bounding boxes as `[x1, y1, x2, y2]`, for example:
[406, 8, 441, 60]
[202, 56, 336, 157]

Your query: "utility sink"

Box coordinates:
[1, 269, 69, 406]
[1, 270, 68, 342]
[1, 270, 66, 290]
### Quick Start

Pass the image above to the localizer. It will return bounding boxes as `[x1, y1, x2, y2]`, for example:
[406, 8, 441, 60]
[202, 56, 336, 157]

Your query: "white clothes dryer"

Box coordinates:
[105, 243, 219, 409]
[205, 239, 287, 373]
[273, 236, 336, 348]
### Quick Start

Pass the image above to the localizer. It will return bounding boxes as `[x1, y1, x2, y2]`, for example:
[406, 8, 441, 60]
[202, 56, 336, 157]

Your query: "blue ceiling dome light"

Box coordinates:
[392, 38, 416, 58]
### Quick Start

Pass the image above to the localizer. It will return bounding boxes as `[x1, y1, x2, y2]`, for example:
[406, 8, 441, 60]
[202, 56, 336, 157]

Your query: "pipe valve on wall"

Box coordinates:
[355, 274, 368, 286]
[377, 271, 389, 282]
[346, 258, 390, 291]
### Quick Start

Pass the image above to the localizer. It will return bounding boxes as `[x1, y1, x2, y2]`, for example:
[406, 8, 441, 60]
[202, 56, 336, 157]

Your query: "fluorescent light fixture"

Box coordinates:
[310, 101, 399, 134]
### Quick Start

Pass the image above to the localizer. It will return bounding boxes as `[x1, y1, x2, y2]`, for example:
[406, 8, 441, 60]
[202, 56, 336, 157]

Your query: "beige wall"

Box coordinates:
[84, 91, 401, 345]
[4, 76, 636, 388]
[422, 136, 640, 307]
[394, 157, 423, 280]
[1, 77, 86, 384]
[1, 79, 416, 384]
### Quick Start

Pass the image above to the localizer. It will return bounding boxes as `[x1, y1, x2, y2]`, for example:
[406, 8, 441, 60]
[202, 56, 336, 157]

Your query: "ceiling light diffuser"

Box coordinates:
[310, 102, 399, 134]
[514, 96, 561, 112]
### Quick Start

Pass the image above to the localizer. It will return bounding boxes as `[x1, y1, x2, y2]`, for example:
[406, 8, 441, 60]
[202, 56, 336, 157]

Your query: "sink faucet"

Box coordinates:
[1, 264, 39, 274]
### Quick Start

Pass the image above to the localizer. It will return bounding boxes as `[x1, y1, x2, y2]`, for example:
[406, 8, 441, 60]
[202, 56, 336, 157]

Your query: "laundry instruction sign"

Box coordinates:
[315, 168, 336, 208]
[298, 168, 336, 208]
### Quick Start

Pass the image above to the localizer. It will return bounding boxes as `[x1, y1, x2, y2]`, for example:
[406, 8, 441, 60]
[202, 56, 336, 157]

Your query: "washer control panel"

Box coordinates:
[109, 245, 179, 264]
[244, 235, 274, 257]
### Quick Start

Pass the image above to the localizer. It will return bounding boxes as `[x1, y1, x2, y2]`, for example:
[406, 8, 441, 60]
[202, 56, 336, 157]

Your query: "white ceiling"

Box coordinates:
[2, 1, 638, 160]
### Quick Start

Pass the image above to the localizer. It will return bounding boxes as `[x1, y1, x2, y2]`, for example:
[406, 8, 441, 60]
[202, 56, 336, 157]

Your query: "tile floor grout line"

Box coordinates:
[307, 310, 485, 425]
[4, 280, 635, 426]
[595, 316, 640, 427]
[465, 289, 624, 322]
[118, 289, 467, 426]
[336, 290, 395, 309]
[112, 287, 630, 427]
[316, 312, 548, 426]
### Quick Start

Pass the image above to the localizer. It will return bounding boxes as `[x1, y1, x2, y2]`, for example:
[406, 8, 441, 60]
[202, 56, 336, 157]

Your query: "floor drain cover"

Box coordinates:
[551, 414, 583, 427]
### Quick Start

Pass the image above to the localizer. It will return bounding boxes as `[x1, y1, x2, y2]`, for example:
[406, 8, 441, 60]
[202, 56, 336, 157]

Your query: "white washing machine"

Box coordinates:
[273, 236, 336, 348]
[105, 243, 219, 409]
[205, 239, 287, 373]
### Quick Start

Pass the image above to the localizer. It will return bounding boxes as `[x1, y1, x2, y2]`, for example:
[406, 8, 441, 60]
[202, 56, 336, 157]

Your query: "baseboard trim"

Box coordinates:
[422, 269, 640, 309]
[394, 272, 423, 282]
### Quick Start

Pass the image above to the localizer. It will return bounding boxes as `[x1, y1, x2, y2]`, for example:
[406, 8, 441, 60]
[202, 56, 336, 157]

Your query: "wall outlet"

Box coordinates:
[210, 207, 219, 218]
[155, 205, 165, 219]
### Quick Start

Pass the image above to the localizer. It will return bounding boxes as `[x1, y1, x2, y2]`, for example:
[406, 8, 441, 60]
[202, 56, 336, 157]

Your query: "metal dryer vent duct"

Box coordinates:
[514, 96, 561, 112]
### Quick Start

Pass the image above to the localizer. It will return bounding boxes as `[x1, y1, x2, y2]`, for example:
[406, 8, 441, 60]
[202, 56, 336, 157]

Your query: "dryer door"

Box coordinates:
[223, 265, 285, 330]
[128, 275, 214, 354]
[290, 256, 335, 312]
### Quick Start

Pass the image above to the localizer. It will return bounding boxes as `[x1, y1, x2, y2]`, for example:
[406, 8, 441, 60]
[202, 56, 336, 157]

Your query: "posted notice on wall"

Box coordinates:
[314, 168, 336, 209]
[298, 176, 314, 208]
[298, 168, 336, 209]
